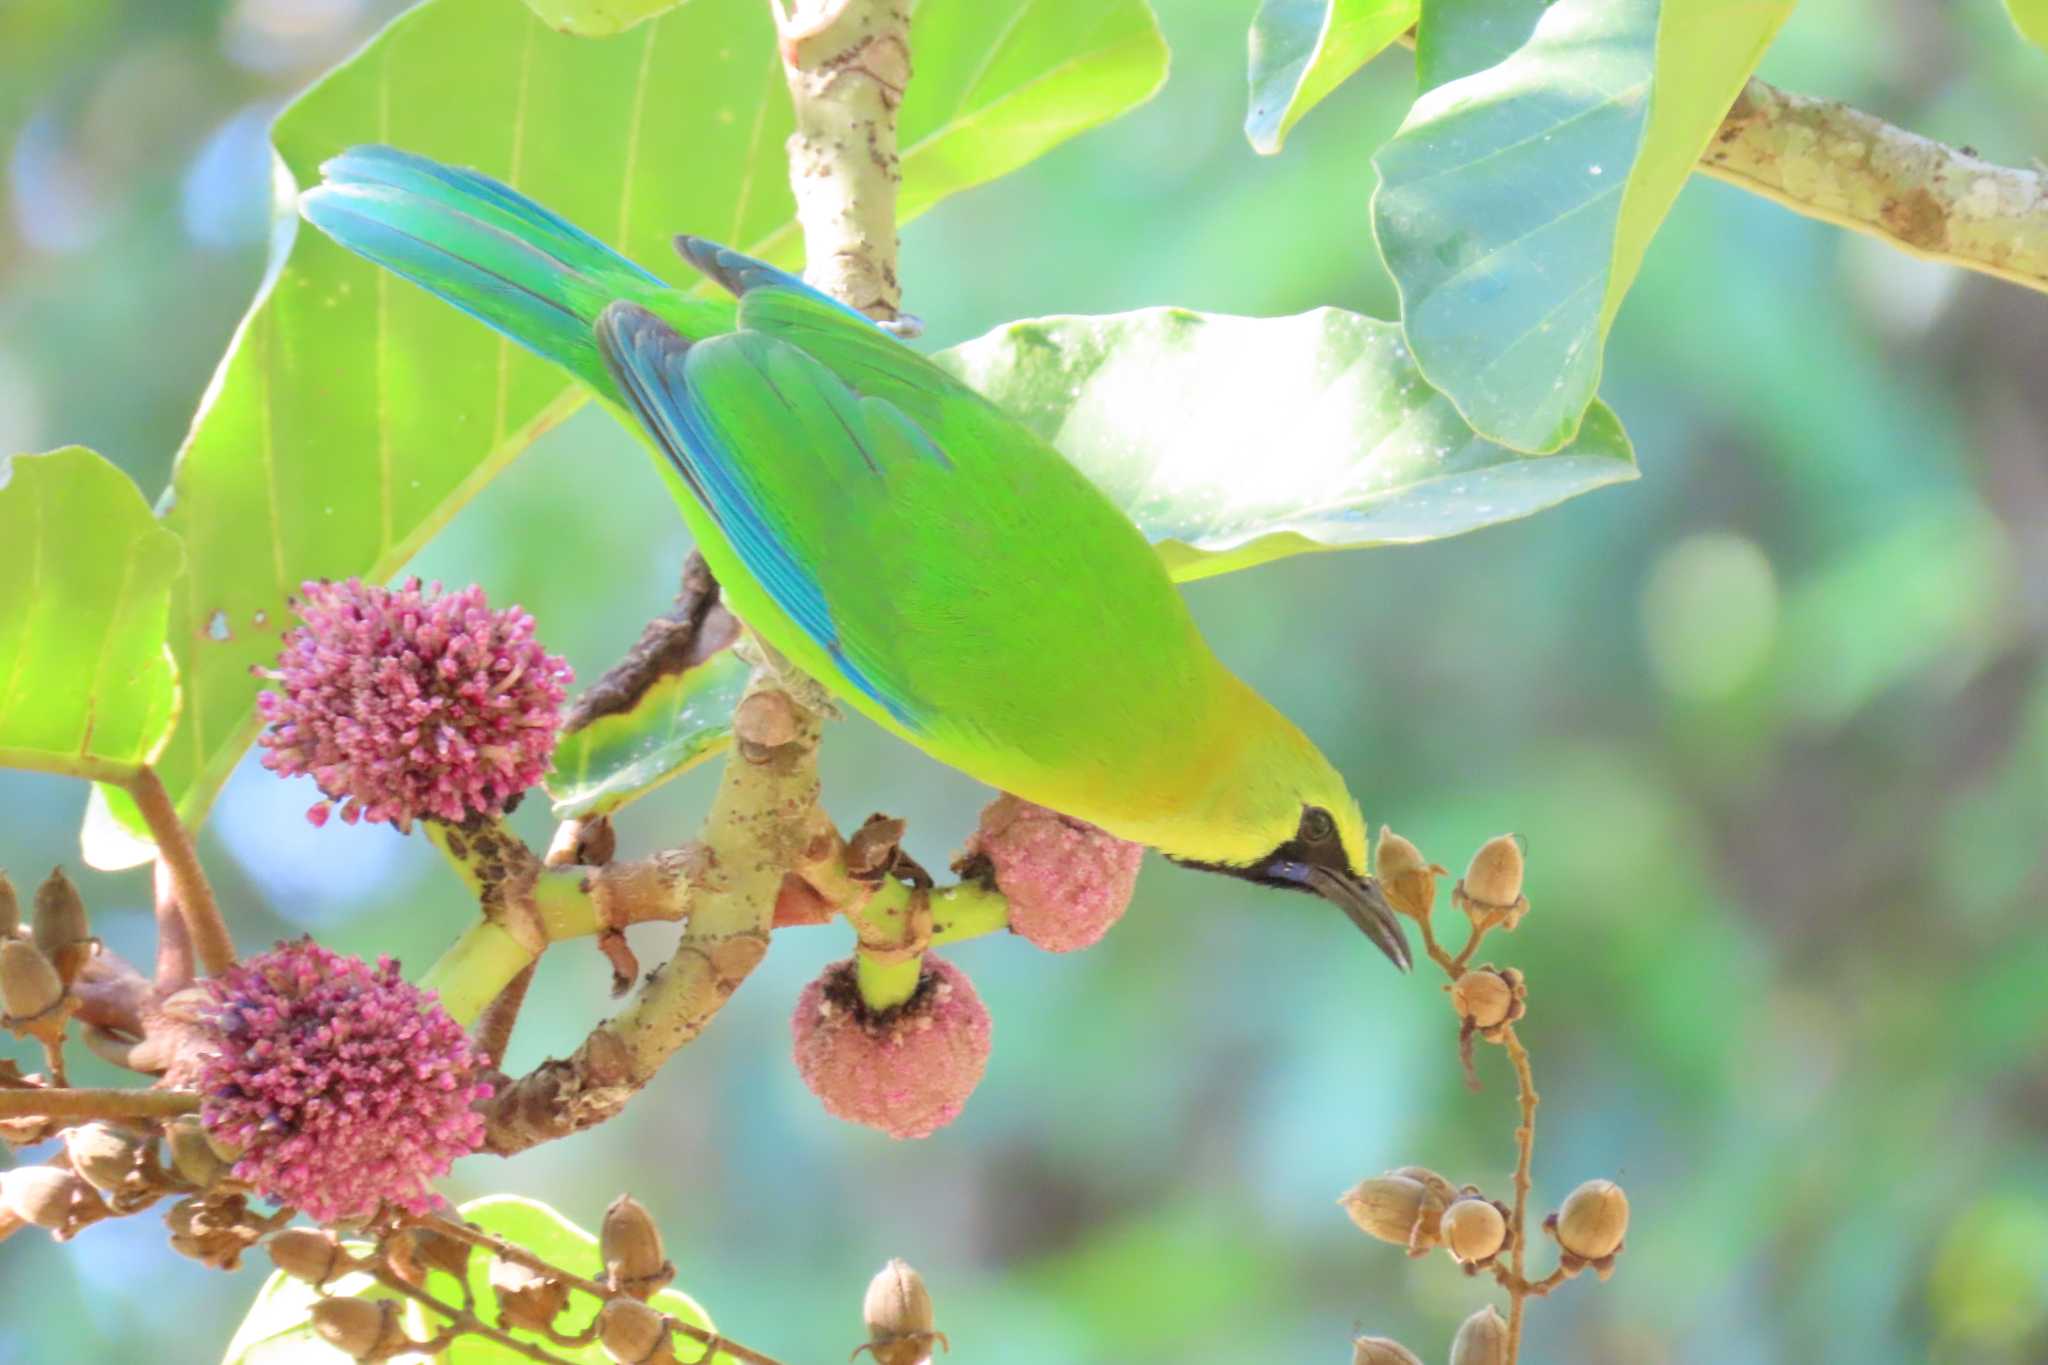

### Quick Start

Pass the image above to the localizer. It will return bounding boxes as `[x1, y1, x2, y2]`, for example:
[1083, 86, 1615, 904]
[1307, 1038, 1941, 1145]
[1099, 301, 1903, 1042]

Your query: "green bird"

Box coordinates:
[301, 147, 1411, 970]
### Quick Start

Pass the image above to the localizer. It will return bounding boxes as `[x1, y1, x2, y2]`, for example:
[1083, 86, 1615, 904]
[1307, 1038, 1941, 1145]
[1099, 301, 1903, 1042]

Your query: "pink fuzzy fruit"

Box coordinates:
[791, 955, 991, 1140]
[961, 795, 1144, 952]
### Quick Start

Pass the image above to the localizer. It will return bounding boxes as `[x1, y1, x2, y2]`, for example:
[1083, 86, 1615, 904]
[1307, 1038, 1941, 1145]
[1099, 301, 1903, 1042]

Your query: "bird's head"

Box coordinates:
[1160, 719, 1411, 973]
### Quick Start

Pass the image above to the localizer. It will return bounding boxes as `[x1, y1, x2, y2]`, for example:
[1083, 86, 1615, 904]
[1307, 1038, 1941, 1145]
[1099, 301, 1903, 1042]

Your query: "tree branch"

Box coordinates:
[0, 1086, 199, 1121]
[1700, 77, 2048, 296]
[774, 0, 909, 321]
[125, 767, 234, 977]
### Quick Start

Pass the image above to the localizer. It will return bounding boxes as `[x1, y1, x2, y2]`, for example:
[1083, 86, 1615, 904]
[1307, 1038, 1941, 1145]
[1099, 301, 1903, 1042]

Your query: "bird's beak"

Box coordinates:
[1272, 861, 1413, 972]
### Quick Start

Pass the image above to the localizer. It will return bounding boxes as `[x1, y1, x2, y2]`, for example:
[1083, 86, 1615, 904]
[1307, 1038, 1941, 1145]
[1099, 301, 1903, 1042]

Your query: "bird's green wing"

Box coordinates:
[594, 300, 949, 727]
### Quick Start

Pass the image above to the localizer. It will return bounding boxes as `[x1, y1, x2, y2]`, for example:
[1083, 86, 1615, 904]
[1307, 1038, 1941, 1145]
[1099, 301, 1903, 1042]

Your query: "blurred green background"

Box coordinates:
[3, 1, 2047, 1361]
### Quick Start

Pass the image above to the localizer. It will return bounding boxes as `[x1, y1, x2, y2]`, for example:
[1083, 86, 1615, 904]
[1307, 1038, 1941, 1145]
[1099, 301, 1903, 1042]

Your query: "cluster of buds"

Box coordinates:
[856, 1258, 946, 1365]
[1339, 1167, 1509, 1271]
[0, 868, 94, 1075]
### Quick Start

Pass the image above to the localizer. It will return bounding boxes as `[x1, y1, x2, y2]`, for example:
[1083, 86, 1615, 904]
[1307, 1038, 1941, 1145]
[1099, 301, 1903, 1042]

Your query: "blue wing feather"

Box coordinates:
[593, 300, 922, 725]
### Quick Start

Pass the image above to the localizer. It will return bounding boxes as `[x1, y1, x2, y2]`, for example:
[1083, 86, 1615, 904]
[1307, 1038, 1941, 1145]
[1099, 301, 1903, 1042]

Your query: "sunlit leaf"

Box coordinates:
[937, 307, 1636, 582]
[546, 648, 750, 819]
[520, 0, 678, 37]
[96, 0, 1169, 867]
[2007, 0, 2048, 53]
[1372, 0, 1792, 452]
[221, 1256, 387, 1365]
[424, 1195, 729, 1365]
[0, 447, 182, 782]
[1244, 0, 1416, 155]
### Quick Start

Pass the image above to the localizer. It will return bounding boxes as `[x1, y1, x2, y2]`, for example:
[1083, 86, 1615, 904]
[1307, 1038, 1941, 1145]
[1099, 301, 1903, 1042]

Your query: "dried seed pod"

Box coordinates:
[0, 872, 18, 937]
[859, 1258, 945, 1365]
[1457, 836, 1527, 931]
[1442, 1197, 1509, 1267]
[0, 938, 63, 1022]
[602, 1195, 674, 1298]
[267, 1227, 349, 1286]
[1352, 1338, 1424, 1365]
[1554, 1178, 1629, 1264]
[1337, 1175, 1445, 1254]
[64, 1122, 148, 1195]
[1450, 969, 1527, 1034]
[1449, 1305, 1509, 1365]
[1373, 829, 1445, 921]
[310, 1296, 410, 1360]
[2, 1165, 89, 1231]
[1388, 1165, 1458, 1208]
[166, 1114, 232, 1189]
[384, 1223, 472, 1284]
[491, 1258, 571, 1332]
[598, 1296, 677, 1364]
[31, 868, 93, 986]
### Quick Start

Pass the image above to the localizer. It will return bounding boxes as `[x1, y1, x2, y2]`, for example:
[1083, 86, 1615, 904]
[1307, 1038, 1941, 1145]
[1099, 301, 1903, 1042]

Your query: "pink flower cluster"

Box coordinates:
[791, 956, 991, 1140]
[256, 577, 572, 830]
[198, 939, 490, 1222]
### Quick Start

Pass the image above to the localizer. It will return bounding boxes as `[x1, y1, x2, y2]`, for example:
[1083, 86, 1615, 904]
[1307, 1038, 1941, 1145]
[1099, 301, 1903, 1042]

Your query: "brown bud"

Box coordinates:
[1450, 969, 1525, 1033]
[735, 689, 801, 752]
[1353, 1337, 1424, 1365]
[31, 867, 92, 986]
[860, 1258, 943, 1365]
[602, 1195, 675, 1298]
[1338, 1175, 1445, 1254]
[598, 1296, 677, 1364]
[2, 1165, 89, 1230]
[0, 938, 63, 1021]
[310, 1296, 410, 1361]
[166, 1114, 233, 1188]
[0, 872, 18, 937]
[1458, 836, 1527, 930]
[1449, 1305, 1508, 1365]
[1373, 828, 1445, 921]
[387, 1224, 473, 1284]
[64, 1122, 148, 1195]
[268, 1227, 350, 1285]
[1554, 1178, 1629, 1264]
[491, 1258, 572, 1332]
[1442, 1197, 1508, 1267]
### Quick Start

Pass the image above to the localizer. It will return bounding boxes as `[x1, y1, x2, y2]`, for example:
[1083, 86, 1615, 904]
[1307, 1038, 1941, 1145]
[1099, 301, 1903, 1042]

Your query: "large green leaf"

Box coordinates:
[1244, 0, 1417, 155]
[91, 0, 1169, 867]
[1414, 0, 1547, 90]
[428, 1195, 730, 1365]
[0, 448, 182, 781]
[1372, 0, 1791, 453]
[546, 648, 750, 819]
[520, 0, 679, 37]
[936, 307, 1636, 581]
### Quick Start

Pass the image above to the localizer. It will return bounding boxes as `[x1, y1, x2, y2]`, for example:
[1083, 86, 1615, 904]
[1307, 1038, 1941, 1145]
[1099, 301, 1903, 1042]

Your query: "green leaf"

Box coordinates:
[1414, 0, 1547, 91]
[428, 1195, 728, 1365]
[97, 0, 1170, 868]
[520, 0, 679, 38]
[935, 307, 1636, 582]
[546, 648, 750, 819]
[0, 448, 183, 782]
[1372, 0, 1792, 453]
[1244, 0, 1417, 155]
[221, 1256, 388, 1364]
[2008, 1, 2048, 52]
[903, 0, 1168, 218]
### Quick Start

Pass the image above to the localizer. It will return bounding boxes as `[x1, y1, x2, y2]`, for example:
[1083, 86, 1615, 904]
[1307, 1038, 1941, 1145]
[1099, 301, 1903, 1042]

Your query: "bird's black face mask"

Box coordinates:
[1172, 807, 1413, 971]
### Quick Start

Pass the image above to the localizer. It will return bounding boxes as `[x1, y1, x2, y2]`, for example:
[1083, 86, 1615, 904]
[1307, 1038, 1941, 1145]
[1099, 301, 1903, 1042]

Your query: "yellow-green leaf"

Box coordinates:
[546, 648, 750, 819]
[1244, 0, 1417, 155]
[0, 447, 182, 782]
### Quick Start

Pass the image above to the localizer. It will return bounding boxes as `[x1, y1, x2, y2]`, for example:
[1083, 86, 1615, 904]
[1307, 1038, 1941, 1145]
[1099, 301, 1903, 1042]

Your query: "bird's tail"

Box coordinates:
[298, 145, 710, 394]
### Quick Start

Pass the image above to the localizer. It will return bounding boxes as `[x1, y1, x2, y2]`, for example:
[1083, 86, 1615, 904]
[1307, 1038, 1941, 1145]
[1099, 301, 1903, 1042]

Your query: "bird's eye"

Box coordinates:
[1301, 806, 1337, 843]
